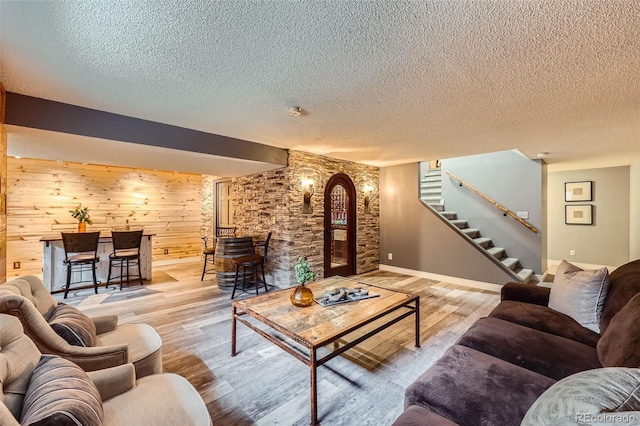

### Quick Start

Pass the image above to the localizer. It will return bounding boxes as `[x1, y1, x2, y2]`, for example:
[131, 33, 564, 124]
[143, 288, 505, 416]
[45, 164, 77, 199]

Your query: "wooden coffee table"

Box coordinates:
[231, 276, 420, 425]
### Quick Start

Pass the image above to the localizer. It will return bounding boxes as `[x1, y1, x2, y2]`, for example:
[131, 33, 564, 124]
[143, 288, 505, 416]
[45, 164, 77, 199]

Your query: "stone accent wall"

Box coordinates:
[232, 150, 379, 288]
[200, 175, 216, 253]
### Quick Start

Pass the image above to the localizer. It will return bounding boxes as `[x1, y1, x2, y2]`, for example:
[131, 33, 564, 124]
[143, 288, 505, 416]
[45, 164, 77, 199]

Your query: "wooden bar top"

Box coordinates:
[40, 231, 155, 242]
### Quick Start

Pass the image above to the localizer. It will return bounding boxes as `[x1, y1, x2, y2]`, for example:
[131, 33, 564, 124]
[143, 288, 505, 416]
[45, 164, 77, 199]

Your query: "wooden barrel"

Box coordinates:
[214, 237, 254, 289]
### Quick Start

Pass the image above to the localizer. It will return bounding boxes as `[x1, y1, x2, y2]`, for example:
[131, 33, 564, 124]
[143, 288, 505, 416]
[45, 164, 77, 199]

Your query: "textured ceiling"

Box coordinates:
[1, 0, 639, 173]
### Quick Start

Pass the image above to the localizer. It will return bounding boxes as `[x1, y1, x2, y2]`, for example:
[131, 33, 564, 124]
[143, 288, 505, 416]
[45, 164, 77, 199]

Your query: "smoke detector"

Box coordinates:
[288, 106, 302, 117]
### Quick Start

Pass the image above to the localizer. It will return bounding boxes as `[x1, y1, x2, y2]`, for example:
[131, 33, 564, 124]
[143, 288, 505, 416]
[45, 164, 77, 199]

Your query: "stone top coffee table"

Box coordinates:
[231, 276, 420, 425]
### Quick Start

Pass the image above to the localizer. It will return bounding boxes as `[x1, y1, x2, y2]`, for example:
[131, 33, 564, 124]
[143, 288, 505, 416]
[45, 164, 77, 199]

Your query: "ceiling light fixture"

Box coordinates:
[536, 152, 549, 159]
[288, 106, 302, 117]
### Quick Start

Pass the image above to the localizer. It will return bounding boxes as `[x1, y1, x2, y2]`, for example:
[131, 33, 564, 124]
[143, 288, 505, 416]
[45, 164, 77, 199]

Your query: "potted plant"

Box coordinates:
[290, 256, 316, 307]
[69, 206, 93, 232]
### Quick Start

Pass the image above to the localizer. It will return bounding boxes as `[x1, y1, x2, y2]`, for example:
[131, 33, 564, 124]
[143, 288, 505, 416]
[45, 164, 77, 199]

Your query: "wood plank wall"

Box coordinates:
[7, 158, 203, 278]
[0, 83, 7, 283]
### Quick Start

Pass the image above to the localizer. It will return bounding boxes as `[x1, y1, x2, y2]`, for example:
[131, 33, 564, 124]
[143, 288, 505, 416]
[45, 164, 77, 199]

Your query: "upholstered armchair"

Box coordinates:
[0, 275, 162, 378]
[0, 314, 211, 426]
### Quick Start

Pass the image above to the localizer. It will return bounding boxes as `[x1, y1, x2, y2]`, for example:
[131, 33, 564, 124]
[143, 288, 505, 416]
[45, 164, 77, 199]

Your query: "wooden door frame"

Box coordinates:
[323, 173, 357, 277]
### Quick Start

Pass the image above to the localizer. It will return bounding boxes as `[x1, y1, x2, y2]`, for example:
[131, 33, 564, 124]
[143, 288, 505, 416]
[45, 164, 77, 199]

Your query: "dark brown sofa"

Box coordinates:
[392, 259, 640, 426]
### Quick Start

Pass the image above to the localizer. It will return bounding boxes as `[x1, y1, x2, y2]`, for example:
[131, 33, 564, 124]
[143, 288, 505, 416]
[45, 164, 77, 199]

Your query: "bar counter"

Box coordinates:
[40, 231, 154, 293]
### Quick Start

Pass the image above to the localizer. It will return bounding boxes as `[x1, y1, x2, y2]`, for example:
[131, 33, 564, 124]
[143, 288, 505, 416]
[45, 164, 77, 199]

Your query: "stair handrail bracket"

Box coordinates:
[445, 170, 538, 234]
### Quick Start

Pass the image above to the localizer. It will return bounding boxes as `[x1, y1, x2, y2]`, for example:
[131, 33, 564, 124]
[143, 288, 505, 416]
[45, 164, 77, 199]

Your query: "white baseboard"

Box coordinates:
[378, 264, 503, 292]
[153, 256, 200, 267]
[546, 259, 620, 274]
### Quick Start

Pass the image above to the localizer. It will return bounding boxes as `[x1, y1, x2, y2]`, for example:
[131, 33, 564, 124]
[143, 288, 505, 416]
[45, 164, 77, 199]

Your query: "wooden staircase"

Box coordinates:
[421, 168, 534, 284]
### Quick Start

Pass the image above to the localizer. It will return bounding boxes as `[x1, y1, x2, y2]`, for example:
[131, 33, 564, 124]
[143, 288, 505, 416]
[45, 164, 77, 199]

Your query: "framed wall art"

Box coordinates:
[565, 204, 593, 225]
[565, 181, 592, 202]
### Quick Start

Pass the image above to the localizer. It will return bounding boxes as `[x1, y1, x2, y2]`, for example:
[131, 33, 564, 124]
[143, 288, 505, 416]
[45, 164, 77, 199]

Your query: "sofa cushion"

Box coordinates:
[548, 260, 609, 333]
[521, 368, 640, 426]
[95, 323, 163, 378]
[21, 355, 103, 426]
[597, 292, 640, 368]
[404, 344, 555, 426]
[600, 259, 640, 334]
[49, 303, 97, 347]
[456, 317, 601, 380]
[391, 405, 459, 426]
[102, 373, 210, 426]
[488, 300, 600, 347]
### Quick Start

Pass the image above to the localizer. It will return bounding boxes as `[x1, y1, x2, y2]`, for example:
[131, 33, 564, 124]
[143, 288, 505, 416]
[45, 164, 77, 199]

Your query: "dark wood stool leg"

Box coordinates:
[231, 265, 241, 299]
[92, 261, 98, 294]
[107, 258, 113, 285]
[261, 264, 268, 293]
[64, 263, 71, 299]
[201, 254, 208, 281]
[120, 260, 124, 291]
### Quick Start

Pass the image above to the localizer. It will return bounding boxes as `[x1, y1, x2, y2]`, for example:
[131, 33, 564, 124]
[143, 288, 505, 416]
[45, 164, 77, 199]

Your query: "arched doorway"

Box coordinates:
[324, 173, 357, 277]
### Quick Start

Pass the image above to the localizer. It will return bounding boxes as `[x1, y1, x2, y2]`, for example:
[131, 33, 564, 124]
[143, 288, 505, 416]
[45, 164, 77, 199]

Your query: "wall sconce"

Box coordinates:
[363, 183, 377, 214]
[301, 168, 315, 214]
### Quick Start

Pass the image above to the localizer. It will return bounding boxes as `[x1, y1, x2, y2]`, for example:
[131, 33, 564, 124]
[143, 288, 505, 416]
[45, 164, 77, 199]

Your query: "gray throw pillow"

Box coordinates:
[49, 303, 97, 347]
[521, 368, 640, 426]
[549, 260, 609, 333]
[21, 355, 103, 426]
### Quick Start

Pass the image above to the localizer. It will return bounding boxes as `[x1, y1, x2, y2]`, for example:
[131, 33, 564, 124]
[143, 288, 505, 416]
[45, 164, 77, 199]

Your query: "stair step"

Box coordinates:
[423, 196, 442, 204]
[440, 211, 457, 220]
[461, 228, 480, 238]
[425, 169, 441, 176]
[449, 219, 468, 229]
[473, 237, 492, 248]
[517, 268, 534, 284]
[487, 247, 505, 259]
[420, 181, 441, 189]
[502, 257, 519, 271]
[422, 175, 442, 183]
[429, 198, 533, 281]
[420, 188, 441, 195]
[421, 192, 441, 199]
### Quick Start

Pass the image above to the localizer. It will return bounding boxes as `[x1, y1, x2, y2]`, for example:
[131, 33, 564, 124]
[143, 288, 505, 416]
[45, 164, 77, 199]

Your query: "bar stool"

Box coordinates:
[201, 236, 216, 281]
[107, 230, 144, 290]
[61, 232, 101, 299]
[231, 232, 272, 299]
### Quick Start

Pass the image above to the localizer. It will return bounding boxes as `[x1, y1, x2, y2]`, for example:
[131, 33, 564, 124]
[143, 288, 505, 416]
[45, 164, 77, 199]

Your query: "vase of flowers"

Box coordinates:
[290, 256, 316, 307]
[69, 206, 93, 232]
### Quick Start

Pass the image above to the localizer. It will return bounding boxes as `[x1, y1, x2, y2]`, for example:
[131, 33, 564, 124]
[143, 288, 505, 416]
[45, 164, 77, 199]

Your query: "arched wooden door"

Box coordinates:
[324, 173, 357, 277]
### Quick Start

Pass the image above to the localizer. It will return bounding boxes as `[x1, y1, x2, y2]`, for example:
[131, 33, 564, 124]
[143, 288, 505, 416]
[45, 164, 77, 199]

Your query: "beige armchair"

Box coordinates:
[0, 275, 162, 378]
[0, 314, 211, 426]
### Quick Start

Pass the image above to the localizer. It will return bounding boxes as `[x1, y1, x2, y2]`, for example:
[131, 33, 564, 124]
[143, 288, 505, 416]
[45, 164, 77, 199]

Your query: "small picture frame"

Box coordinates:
[565, 204, 593, 225]
[565, 181, 592, 202]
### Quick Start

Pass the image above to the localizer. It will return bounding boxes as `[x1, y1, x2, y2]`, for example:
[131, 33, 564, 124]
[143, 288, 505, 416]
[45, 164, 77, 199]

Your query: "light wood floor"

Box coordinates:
[57, 262, 501, 426]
